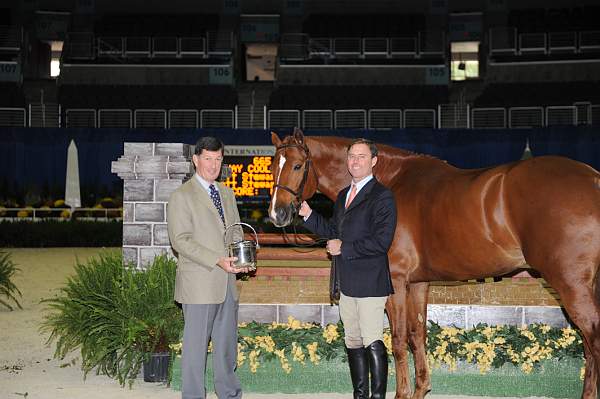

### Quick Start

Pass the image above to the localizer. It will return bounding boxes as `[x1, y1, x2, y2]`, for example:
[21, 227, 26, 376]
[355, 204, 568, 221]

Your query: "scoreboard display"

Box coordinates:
[222, 146, 275, 200]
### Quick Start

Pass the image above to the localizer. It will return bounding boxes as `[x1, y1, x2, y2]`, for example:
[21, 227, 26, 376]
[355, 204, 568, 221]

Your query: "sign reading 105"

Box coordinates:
[223, 156, 274, 197]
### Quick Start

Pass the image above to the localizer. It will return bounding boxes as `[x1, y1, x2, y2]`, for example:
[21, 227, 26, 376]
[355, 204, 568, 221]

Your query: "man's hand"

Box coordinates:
[326, 239, 342, 256]
[298, 201, 312, 218]
[217, 256, 250, 274]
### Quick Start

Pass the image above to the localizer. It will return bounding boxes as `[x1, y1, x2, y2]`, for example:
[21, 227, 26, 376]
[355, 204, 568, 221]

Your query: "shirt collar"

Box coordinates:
[351, 174, 373, 193]
[194, 173, 217, 193]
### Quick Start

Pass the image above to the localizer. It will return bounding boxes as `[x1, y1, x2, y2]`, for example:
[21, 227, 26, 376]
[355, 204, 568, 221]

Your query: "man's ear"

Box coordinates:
[371, 156, 378, 168]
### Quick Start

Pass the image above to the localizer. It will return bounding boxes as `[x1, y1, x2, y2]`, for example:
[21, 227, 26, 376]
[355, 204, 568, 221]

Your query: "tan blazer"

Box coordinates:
[167, 177, 242, 304]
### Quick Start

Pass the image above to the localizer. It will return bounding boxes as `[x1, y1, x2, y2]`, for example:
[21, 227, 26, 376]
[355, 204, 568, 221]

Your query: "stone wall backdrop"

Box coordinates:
[112, 142, 193, 268]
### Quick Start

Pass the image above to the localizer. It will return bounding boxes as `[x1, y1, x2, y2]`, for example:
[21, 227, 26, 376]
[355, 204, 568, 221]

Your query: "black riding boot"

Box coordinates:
[346, 346, 369, 399]
[366, 340, 388, 399]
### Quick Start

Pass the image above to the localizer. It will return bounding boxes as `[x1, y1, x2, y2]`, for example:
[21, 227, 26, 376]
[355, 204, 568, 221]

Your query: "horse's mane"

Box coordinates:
[306, 135, 439, 162]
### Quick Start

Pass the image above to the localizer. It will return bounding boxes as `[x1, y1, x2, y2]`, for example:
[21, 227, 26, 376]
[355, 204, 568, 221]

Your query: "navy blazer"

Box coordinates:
[304, 178, 397, 297]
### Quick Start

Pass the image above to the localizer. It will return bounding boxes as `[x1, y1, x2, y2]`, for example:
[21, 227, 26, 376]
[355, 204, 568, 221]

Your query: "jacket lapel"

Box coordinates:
[191, 178, 224, 227]
[344, 178, 377, 213]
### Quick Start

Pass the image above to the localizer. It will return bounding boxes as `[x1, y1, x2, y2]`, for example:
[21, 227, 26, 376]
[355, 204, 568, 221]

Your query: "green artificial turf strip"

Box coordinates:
[172, 355, 583, 397]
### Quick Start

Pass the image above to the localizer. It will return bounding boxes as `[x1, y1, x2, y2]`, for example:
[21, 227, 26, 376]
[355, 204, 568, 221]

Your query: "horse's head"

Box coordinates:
[268, 128, 318, 227]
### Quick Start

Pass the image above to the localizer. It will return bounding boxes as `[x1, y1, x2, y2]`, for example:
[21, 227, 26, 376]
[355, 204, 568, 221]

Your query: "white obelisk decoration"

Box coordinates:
[64, 139, 81, 215]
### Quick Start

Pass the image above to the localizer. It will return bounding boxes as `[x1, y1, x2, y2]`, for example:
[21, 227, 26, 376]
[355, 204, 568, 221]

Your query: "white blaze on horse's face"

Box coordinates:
[269, 153, 287, 221]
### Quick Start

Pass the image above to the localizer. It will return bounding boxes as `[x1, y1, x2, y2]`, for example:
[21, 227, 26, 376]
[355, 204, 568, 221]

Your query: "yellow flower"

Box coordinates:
[54, 199, 65, 207]
[287, 316, 302, 330]
[291, 342, 306, 364]
[493, 337, 505, 345]
[581, 366, 586, 381]
[274, 348, 292, 374]
[249, 349, 260, 373]
[60, 209, 71, 219]
[383, 332, 393, 355]
[323, 324, 340, 343]
[307, 342, 321, 365]
[237, 343, 247, 367]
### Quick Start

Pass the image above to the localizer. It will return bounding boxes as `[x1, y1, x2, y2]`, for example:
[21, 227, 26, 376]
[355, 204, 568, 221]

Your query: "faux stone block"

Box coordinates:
[123, 247, 138, 267]
[156, 179, 184, 201]
[239, 304, 278, 323]
[124, 180, 154, 201]
[523, 306, 569, 327]
[135, 203, 165, 222]
[167, 161, 193, 175]
[139, 246, 172, 268]
[124, 142, 154, 156]
[111, 159, 134, 175]
[123, 202, 134, 223]
[467, 305, 523, 327]
[156, 143, 189, 156]
[279, 304, 322, 324]
[136, 158, 168, 174]
[153, 223, 170, 246]
[427, 305, 467, 328]
[123, 224, 152, 246]
[322, 304, 341, 325]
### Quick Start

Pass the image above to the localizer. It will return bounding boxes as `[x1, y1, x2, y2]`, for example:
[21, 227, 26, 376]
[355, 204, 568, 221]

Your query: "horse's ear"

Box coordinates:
[293, 127, 304, 144]
[271, 131, 282, 146]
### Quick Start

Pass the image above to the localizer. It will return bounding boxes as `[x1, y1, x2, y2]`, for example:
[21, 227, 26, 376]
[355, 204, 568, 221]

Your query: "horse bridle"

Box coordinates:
[273, 142, 318, 206]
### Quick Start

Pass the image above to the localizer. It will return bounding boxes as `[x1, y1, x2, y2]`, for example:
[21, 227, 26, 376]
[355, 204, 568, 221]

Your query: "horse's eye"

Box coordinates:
[293, 164, 302, 171]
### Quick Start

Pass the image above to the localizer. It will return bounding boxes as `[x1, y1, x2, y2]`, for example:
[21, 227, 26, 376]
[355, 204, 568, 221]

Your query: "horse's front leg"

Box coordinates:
[387, 282, 412, 399]
[407, 282, 431, 399]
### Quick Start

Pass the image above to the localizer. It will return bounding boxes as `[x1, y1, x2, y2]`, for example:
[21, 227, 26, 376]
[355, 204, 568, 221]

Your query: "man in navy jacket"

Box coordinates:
[299, 138, 397, 399]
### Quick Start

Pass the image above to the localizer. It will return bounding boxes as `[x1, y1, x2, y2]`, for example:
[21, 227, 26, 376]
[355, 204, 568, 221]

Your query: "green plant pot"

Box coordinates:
[143, 352, 171, 382]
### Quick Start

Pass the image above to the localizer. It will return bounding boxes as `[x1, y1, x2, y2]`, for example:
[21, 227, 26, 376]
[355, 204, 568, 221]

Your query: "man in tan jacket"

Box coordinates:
[168, 136, 249, 399]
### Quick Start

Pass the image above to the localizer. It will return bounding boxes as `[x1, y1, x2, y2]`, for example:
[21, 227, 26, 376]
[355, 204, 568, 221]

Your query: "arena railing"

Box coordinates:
[363, 38, 389, 58]
[152, 36, 178, 57]
[134, 109, 167, 129]
[579, 31, 600, 52]
[546, 106, 576, 127]
[280, 33, 309, 61]
[98, 109, 132, 128]
[97, 36, 124, 57]
[592, 105, 600, 125]
[124, 37, 151, 57]
[29, 103, 61, 128]
[268, 110, 300, 129]
[64, 32, 95, 59]
[489, 27, 517, 56]
[334, 109, 367, 129]
[180, 37, 206, 57]
[308, 38, 332, 58]
[333, 38, 362, 58]
[200, 109, 234, 128]
[368, 109, 402, 129]
[471, 108, 507, 129]
[404, 109, 436, 128]
[207, 31, 233, 56]
[390, 36, 418, 57]
[438, 104, 470, 128]
[0, 25, 22, 51]
[168, 109, 198, 128]
[418, 30, 445, 58]
[548, 32, 577, 54]
[508, 106, 544, 128]
[519, 32, 547, 54]
[302, 110, 332, 130]
[0, 107, 26, 128]
[65, 109, 96, 128]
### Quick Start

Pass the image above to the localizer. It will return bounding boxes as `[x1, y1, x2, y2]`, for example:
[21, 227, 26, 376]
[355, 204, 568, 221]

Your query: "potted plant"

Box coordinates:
[42, 252, 183, 387]
[0, 250, 22, 310]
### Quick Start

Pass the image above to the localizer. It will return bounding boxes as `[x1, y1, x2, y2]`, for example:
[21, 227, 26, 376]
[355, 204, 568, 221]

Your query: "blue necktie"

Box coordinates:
[209, 184, 225, 225]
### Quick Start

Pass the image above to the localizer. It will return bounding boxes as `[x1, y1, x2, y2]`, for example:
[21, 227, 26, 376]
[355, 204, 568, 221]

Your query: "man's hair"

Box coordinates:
[194, 136, 224, 155]
[347, 138, 378, 158]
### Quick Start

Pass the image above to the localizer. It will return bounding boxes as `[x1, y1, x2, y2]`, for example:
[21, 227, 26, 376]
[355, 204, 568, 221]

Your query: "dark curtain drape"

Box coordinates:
[1, 127, 598, 203]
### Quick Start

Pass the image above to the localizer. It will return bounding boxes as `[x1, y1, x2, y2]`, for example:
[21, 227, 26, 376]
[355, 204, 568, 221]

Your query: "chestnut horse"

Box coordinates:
[268, 129, 600, 399]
